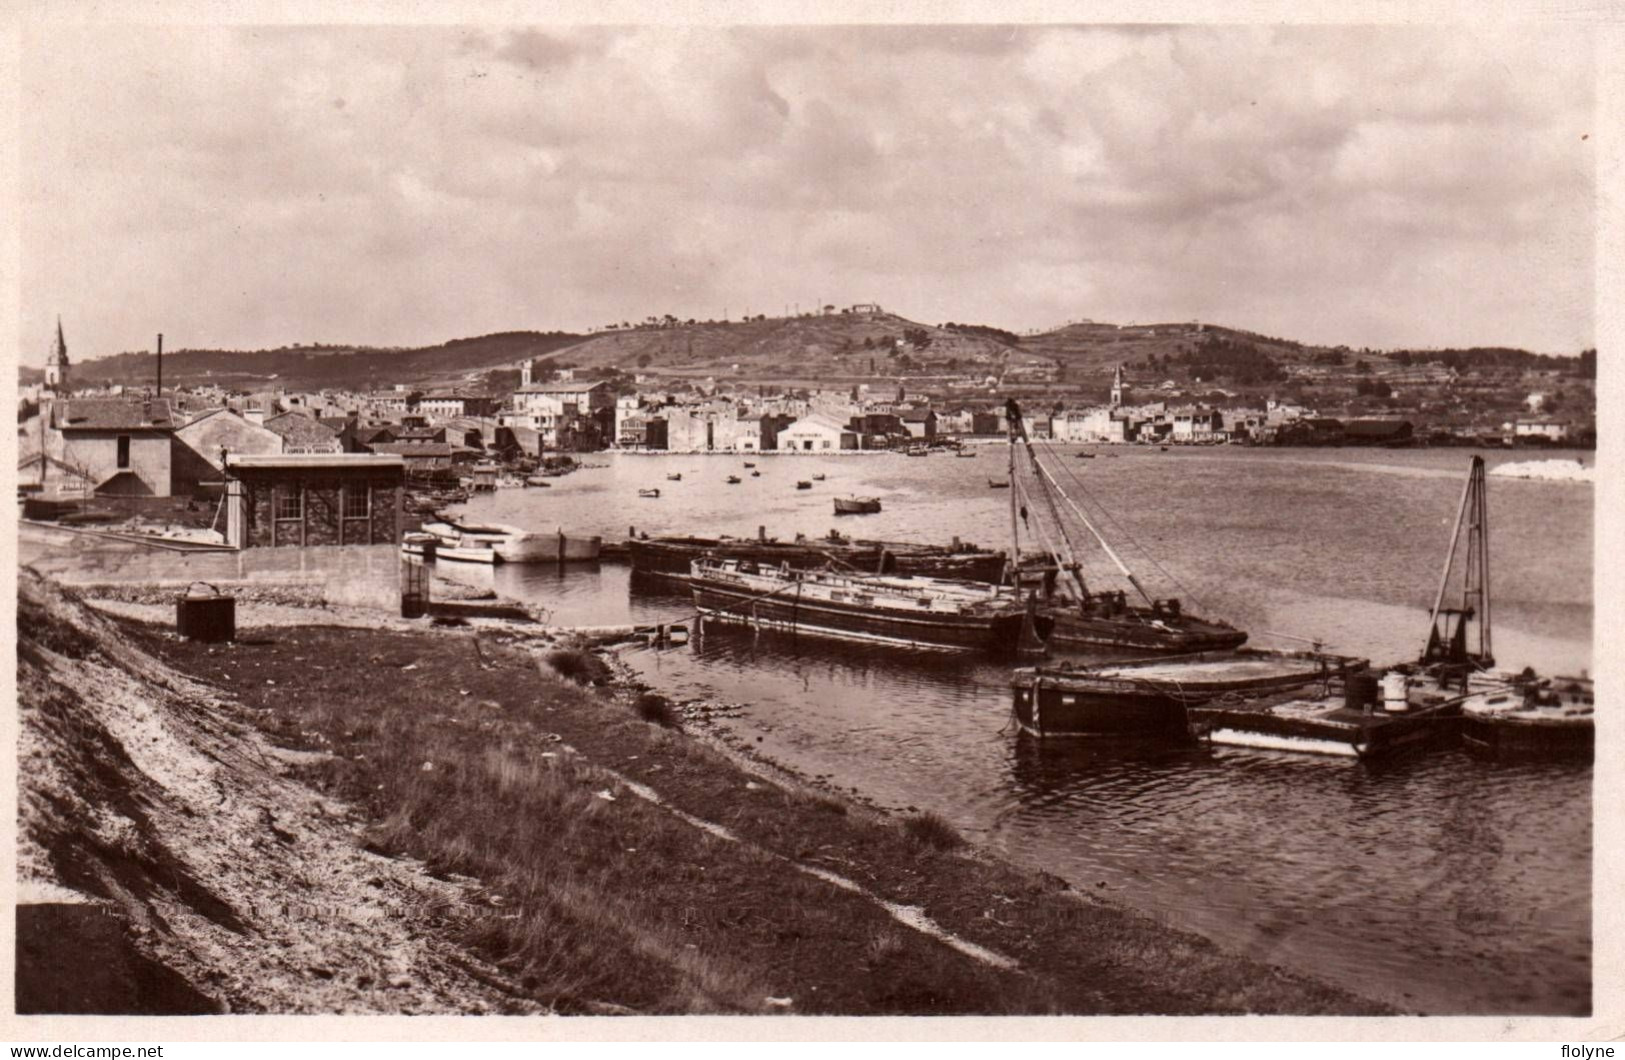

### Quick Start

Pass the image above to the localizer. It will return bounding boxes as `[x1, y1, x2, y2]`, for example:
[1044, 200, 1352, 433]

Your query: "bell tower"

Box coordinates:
[44, 316, 69, 393]
[1110, 363, 1127, 408]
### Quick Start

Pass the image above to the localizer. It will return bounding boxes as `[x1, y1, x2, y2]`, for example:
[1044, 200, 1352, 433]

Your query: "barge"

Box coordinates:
[1010, 648, 1369, 737]
[689, 557, 1050, 654]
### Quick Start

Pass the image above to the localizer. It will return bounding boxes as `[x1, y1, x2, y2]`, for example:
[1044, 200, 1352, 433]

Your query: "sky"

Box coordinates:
[16, 21, 1600, 365]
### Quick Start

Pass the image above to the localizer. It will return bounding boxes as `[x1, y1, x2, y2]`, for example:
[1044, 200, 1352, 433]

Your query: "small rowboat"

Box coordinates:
[751, 470, 761, 477]
[834, 496, 881, 515]
[727, 475, 742, 484]
[988, 479, 1010, 489]
[811, 473, 827, 481]
[743, 461, 757, 468]
[667, 473, 682, 481]
[524, 476, 552, 487]
[638, 488, 661, 499]
[796, 481, 812, 490]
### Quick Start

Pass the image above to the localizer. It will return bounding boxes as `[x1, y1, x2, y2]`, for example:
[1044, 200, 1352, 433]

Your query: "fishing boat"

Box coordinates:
[956, 450, 978, 458]
[999, 398, 1246, 653]
[751, 470, 761, 478]
[524, 476, 552, 488]
[988, 479, 1010, 489]
[811, 473, 827, 481]
[1185, 457, 1534, 759]
[667, 472, 682, 482]
[626, 532, 1010, 584]
[906, 446, 930, 457]
[834, 496, 881, 515]
[796, 481, 812, 490]
[727, 475, 742, 485]
[638, 488, 661, 499]
[743, 462, 757, 468]
[1461, 674, 1594, 759]
[1011, 648, 1369, 737]
[688, 558, 1050, 654]
[1076, 451, 1096, 459]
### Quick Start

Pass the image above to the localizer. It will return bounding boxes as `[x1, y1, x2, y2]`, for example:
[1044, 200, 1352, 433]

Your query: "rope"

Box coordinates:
[1034, 438, 1211, 613]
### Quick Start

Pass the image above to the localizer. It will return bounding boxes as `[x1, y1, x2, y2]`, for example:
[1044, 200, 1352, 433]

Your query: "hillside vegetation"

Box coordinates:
[554, 311, 1021, 380]
[51, 331, 586, 392]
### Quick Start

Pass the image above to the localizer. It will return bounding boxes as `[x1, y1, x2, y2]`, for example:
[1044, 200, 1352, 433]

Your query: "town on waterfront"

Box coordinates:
[10, 16, 1604, 1038]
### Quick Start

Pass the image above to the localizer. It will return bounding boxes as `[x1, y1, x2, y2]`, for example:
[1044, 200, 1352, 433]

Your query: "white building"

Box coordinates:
[778, 413, 857, 451]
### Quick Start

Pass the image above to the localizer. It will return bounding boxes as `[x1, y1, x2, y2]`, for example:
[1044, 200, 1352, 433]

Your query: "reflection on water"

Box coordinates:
[445, 450, 1591, 1015]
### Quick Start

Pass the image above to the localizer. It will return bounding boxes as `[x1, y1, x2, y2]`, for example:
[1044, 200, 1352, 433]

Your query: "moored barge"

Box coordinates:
[689, 557, 1050, 654]
[628, 533, 1010, 584]
[1010, 648, 1369, 737]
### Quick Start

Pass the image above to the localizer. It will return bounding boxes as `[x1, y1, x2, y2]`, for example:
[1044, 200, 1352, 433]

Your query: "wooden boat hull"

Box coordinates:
[1010, 651, 1368, 737]
[691, 578, 1045, 654]
[1461, 712, 1593, 759]
[834, 498, 881, 515]
[1044, 609, 1248, 653]
[627, 537, 1007, 584]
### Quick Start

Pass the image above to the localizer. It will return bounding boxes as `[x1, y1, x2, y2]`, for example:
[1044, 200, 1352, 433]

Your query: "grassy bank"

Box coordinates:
[133, 615, 1390, 1016]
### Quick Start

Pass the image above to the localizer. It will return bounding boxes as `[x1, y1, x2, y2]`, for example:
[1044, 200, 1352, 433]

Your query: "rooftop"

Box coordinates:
[226, 454, 404, 469]
[52, 397, 176, 431]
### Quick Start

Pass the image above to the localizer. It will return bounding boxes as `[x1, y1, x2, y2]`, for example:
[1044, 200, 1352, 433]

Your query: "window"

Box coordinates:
[116, 436, 130, 469]
[343, 486, 370, 519]
[276, 487, 303, 521]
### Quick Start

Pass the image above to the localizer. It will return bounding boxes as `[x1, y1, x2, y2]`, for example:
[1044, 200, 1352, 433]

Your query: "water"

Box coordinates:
[443, 446, 1593, 1015]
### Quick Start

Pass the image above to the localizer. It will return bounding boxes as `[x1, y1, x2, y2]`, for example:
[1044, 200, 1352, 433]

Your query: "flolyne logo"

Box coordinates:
[1561, 1049, 1616, 1059]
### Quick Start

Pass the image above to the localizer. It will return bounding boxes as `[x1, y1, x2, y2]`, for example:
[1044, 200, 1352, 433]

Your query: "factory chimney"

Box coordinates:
[156, 333, 163, 395]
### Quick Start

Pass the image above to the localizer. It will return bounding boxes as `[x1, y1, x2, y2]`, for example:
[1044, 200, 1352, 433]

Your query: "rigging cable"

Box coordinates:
[1034, 438, 1211, 614]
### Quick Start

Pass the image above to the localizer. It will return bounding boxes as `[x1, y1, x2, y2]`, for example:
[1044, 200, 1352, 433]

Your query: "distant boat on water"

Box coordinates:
[667, 472, 682, 481]
[727, 475, 742, 484]
[811, 473, 827, 481]
[638, 488, 661, 499]
[988, 479, 1010, 489]
[796, 481, 812, 490]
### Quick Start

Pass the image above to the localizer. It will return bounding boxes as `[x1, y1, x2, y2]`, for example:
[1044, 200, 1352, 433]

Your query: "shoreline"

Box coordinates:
[23, 576, 1393, 1016]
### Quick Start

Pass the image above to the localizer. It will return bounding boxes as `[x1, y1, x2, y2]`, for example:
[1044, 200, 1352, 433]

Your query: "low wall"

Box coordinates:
[23, 540, 403, 612]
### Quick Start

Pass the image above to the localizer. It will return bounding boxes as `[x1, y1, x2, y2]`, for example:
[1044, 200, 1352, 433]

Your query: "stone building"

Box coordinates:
[223, 453, 405, 549]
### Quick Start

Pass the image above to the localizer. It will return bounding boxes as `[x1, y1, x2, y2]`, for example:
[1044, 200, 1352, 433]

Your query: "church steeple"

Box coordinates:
[1110, 363, 1126, 408]
[44, 316, 70, 393]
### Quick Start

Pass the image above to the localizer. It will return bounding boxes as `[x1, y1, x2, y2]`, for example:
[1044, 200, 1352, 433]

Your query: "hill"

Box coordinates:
[44, 331, 587, 393]
[549, 311, 1029, 381]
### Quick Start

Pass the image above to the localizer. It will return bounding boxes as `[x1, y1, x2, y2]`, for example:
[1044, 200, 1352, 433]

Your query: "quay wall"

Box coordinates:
[22, 535, 402, 612]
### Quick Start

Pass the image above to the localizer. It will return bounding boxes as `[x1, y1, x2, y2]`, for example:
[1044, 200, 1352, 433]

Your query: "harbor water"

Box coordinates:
[444, 445, 1593, 1015]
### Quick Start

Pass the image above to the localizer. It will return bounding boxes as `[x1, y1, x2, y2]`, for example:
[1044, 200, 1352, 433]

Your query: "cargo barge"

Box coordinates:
[689, 557, 1050, 654]
[628, 533, 1010, 584]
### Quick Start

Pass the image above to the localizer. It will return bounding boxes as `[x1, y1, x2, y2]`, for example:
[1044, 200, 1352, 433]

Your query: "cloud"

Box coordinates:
[17, 22, 1597, 363]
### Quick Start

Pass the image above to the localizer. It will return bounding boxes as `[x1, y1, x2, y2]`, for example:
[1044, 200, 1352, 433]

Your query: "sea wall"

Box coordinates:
[22, 537, 402, 612]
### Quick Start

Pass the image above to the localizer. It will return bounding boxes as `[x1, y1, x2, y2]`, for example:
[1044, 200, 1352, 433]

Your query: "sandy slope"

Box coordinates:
[16, 569, 541, 1014]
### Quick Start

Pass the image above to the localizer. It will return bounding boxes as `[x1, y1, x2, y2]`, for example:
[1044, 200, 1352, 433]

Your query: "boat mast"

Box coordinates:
[1004, 408, 1021, 593]
[1006, 398, 1154, 607]
[1426, 455, 1493, 667]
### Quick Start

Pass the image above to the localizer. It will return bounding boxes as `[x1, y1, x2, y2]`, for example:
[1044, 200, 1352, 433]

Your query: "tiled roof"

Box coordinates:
[53, 398, 176, 431]
[368, 442, 461, 457]
[263, 413, 342, 446]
